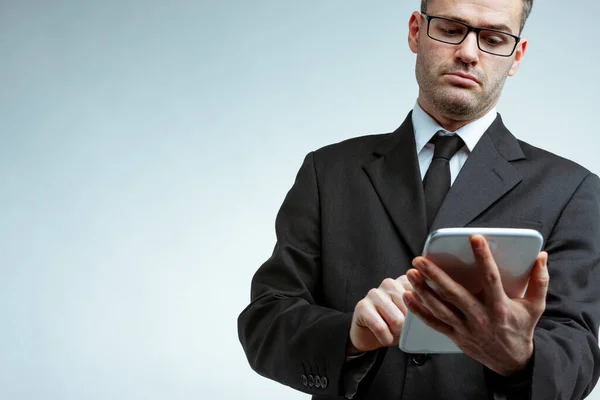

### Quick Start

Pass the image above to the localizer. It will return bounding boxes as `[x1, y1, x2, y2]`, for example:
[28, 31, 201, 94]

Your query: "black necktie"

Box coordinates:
[423, 133, 465, 229]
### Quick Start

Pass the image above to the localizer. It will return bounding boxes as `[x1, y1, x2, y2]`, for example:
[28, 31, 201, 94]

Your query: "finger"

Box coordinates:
[397, 275, 413, 291]
[410, 288, 426, 305]
[406, 269, 464, 327]
[403, 291, 454, 336]
[380, 277, 409, 314]
[411, 257, 480, 318]
[367, 287, 406, 336]
[356, 299, 395, 346]
[390, 291, 408, 315]
[392, 276, 413, 314]
[471, 235, 505, 304]
[523, 251, 549, 315]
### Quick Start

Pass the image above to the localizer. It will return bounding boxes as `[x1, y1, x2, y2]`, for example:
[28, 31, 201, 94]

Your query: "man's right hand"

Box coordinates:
[348, 276, 413, 354]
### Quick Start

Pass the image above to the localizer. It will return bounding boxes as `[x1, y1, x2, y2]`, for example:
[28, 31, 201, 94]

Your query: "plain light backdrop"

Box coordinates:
[1, 1, 599, 399]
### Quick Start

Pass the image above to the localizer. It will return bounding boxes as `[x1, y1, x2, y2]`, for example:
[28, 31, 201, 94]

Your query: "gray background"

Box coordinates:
[1, 1, 598, 399]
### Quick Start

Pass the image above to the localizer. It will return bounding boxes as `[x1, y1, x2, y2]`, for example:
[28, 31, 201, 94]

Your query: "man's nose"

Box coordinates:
[455, 31, 480, 65]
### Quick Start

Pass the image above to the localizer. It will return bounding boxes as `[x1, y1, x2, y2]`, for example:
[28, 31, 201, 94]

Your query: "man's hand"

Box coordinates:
[348, 276, 413, 354]
[403, 235, 549, 376]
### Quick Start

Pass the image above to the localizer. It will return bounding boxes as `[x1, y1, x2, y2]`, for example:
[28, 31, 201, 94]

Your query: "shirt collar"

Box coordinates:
[411, 101, 497, 154]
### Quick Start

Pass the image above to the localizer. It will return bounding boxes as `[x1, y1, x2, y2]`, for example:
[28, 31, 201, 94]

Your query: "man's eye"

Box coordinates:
[484, 36, 506, 46]
[442, 28, 462, 35]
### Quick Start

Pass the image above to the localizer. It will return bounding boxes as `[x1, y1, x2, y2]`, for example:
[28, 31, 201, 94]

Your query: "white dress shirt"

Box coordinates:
[412, 102, 498, 185]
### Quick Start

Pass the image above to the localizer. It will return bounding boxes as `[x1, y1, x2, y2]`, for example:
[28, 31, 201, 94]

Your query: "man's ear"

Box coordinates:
[508, 38, 527, 76]
[408, 11, 423, 54]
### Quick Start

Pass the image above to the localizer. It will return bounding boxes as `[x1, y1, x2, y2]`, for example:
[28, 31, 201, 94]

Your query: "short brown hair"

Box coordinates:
[420, 0, 533, 34]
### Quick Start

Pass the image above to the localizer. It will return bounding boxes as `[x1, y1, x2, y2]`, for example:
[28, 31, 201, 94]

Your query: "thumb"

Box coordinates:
[523, 252, 549, 310]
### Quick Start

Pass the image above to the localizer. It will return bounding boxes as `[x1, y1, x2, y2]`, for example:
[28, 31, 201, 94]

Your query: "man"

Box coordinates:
[238, 0, 600, 399]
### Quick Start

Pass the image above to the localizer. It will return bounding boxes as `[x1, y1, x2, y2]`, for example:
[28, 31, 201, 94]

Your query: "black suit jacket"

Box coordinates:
[238, 113, 600, 399]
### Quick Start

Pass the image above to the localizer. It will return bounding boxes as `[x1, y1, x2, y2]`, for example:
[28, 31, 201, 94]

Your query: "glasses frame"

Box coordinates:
[421, 13, 521, 57]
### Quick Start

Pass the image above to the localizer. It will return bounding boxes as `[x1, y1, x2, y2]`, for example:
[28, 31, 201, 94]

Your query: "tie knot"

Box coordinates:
[431, 133, 465, 161]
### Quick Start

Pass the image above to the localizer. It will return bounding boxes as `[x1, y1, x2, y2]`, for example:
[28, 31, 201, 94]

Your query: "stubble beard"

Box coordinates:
[415, 52, 509, 122]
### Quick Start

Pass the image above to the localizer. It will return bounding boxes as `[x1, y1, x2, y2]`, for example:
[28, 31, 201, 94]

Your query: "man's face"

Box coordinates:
[409, 0, 527, 122]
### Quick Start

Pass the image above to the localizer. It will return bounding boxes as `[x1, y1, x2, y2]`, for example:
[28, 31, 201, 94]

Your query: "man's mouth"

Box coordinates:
[444, 72, 480, 86]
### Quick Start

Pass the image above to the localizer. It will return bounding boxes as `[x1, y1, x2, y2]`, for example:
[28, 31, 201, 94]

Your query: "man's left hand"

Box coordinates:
[403, 235, 549, 376]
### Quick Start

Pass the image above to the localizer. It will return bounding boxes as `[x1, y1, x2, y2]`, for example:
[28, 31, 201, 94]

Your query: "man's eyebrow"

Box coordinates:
[436, 14, 516, 34]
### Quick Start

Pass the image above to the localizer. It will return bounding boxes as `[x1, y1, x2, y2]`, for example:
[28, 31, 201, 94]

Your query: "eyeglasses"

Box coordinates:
[422, 13, 521, 57]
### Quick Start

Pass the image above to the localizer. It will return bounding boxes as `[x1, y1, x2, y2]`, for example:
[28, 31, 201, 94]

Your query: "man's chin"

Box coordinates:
[435, 91, 477, 109]
[433, 95, 481, 120]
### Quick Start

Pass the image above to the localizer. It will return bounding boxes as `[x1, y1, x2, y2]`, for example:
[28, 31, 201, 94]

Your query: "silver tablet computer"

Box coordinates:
[399, 227, 544, 354]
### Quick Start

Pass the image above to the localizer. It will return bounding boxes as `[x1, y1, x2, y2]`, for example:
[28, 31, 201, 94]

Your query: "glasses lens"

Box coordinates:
[429, 18, 468, 44]
[478, 30, 516, 56]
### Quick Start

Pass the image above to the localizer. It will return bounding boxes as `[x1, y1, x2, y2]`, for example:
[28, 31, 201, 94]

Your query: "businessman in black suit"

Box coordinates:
[238, 0, 600, 399]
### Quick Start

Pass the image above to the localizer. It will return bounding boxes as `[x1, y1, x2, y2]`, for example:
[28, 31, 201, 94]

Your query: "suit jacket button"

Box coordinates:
[321, 376, 328, 389]
[315, 375, 321, 388]
[301, 374, 308, 386]
[308, 374, 315, 387]
[411, 354, 428, 365]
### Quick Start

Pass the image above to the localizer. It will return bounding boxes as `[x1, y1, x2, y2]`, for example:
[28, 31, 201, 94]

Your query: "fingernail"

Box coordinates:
[473, 237, 484, 249]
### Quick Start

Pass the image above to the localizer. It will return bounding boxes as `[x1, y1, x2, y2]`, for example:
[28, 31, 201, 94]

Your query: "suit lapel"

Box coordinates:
[363, 113, 428, 256]
[431, 114, 526, 230]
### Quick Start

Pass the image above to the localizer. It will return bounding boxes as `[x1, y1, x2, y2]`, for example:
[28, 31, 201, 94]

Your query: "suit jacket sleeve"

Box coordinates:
[487, 173, 600, 400]
[237, 152, 355, 396]
[528, 172, 600, 399]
